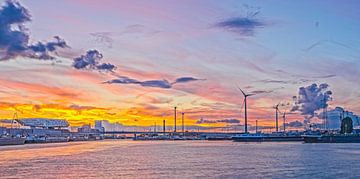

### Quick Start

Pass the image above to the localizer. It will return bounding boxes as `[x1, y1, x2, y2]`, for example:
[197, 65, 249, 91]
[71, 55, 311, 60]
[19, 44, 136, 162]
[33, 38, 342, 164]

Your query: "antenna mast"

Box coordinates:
[283, 110, 286, 132]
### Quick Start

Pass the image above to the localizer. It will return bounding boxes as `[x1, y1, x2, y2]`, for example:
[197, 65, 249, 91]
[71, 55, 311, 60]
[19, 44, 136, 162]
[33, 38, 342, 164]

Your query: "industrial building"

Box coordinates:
[16, 118, 69, 129]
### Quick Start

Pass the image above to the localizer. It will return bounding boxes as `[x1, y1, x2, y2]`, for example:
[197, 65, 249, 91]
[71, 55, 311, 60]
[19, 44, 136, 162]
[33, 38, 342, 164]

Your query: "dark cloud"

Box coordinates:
[215, 8, 267, 36]
[250, 90, 274, 94]
[173, 77, 204, 84]
[96, 63, 116, 71]
[27, 36, 68, 60]
[196, 118, 240, 124]
[291, 83, 332, 118]
[72, 50, 116, 72]
[104, 76, 204, 89]
[257, 78, 314, 85]
[311, 74, 336, 79]
[286, 121, 304, 128]
[244, 86, 284, 95]
[258, 79, 293, 84]
[0, 1, 67, 60]
[106, 76, 140, 84]
[140, 80, 172, 88]
[196, 119, 215, 124]
[217, 119, 240, 124]
[104, 76, 171, 89]
[0, 0, 31, 59]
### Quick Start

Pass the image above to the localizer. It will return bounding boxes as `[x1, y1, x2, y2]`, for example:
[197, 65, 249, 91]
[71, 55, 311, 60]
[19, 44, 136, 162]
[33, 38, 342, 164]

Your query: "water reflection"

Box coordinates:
[0, 141, 359, 178]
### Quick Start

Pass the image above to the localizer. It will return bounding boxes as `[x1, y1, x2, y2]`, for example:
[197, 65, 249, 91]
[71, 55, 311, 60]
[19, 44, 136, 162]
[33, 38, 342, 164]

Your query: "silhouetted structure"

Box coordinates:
[255, 120, 258, 133]
[237, 87, 255, 133]
[340, 117, 353, 134]
[182, 112, 185, 134]
[283, 111, 286, 132]
[275, 104, 279, 132]
[174, 107, 177, 132]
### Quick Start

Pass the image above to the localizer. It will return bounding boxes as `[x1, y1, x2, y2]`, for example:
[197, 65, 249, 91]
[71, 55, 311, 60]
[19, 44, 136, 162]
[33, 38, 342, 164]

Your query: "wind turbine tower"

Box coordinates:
[275, 104, 280, 132]
[237, 87, 255, 134]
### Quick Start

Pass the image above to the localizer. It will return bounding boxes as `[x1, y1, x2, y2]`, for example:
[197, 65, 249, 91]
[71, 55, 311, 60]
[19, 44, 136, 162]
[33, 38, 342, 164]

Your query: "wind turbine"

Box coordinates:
[274, 103, 280, 132]
[237, 86, 255, 134]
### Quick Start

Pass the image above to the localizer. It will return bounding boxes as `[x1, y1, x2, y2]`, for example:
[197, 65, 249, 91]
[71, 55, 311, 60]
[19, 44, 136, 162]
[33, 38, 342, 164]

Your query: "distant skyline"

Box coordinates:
[0, 0, 359, 130]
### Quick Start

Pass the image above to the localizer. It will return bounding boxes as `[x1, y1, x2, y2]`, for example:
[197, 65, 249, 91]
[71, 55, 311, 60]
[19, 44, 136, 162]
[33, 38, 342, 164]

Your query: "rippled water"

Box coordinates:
[0, 140, 359, 178]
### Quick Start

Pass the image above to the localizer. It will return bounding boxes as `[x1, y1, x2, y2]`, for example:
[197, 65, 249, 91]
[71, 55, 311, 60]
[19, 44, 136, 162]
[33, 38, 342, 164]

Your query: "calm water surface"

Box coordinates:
[0, 140, 359, 178]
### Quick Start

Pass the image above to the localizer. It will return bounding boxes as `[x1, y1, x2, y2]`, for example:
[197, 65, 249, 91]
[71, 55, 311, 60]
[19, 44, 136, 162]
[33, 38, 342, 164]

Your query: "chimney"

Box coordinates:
[163, 120, 166, 133]
[182, 112, 185, 134]
[174, 107, 177, 133]
[256, 120, 258, 133]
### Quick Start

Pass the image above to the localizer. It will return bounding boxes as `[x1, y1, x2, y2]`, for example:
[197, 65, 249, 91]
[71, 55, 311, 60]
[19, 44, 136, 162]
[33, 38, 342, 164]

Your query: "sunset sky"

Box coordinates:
[0, 0, 359, 130]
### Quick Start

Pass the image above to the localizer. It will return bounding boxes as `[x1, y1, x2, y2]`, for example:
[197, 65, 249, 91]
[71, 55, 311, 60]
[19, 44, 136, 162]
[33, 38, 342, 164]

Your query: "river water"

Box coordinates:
[0, 140, 359, 178]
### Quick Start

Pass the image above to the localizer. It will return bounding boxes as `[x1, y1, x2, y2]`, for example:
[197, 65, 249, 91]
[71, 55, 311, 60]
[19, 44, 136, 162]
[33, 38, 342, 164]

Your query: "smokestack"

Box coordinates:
[154, 122, 156, 133]
[174, 107, 177, 133]
[276, 108, 279, 132]
[163, 120, 166, 133]
[182, 112, 185, 135]
[255, 120, 258, 133]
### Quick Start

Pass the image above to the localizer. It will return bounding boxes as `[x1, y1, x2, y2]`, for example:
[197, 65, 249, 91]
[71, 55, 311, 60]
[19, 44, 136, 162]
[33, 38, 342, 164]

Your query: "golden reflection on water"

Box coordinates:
[1, 140, 360, 178]
[0, 141, 120, 165]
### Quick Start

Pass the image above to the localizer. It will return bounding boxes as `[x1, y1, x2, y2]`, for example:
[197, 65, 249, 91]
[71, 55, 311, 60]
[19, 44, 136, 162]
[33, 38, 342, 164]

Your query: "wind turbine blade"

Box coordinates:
[239, 98, 245, 115]
[236, 85, 246, 96]
[274, 103, 280, 112]
[247, 93, 256, 97]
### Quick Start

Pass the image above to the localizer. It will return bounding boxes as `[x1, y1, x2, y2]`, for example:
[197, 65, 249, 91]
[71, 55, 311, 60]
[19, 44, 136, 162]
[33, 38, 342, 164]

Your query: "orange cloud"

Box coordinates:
[0, 78, 93, 103]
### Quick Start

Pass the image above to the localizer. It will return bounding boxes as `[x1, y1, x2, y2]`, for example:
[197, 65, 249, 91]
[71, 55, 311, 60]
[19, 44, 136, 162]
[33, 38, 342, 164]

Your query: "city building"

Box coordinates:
[16, 118, 69, 129]
[326, 107, 359, 129]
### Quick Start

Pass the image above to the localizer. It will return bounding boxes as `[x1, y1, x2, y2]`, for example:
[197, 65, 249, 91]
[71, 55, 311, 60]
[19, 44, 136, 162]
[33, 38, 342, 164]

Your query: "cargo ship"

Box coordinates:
[232, 133, 303, 142]
[303, 116, 360, 143]
[25, 135, 70, 143]
[0, 136, 26, 146]
[206, 134, 233, 140]
[303, 134, 360, 143]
